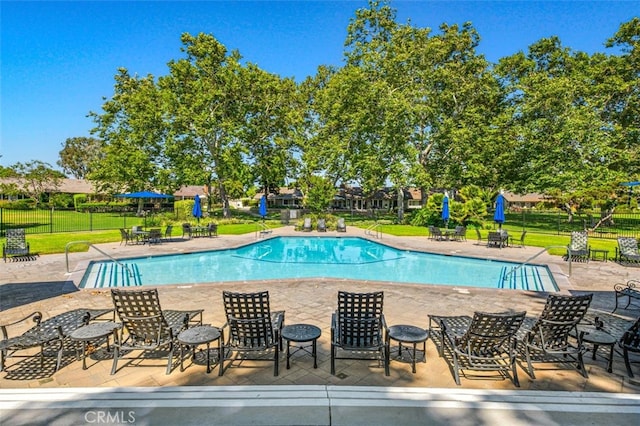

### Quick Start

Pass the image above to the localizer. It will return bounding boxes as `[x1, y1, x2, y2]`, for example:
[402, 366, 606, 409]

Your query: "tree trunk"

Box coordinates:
[397, 187, 404, 223]
[218, 181, 231, 218]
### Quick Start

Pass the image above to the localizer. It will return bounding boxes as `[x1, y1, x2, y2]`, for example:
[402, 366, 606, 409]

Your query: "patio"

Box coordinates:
[1, 226, 639, 424]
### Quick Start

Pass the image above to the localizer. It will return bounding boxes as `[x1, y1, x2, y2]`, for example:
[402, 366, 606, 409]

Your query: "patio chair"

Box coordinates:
[429, 226, 444, 241]
[616, 237, 640, 264]
[317, 218, 327, 232]
[441, 311, 526, 386]
[331, 291, 388, 376]
[517, 293, 593, 379]
[452, 226, 467, 242]
[0, 308, 113, 373]
[119, 228, 135, 246]
[144, 228, 162, 244]
[619, 316, 640, 378]
[565, 231, 590, 262]
[181, 223, 192, 239]
[509, 230, 527, 248]
[613, 280, 640, 312]
[163, 225, 173, 242]
[221, 291, 285, 376]
[487, 232, 506, 248]
[206, 223, 218, 237]
[110, 288, 203, 375]
[302, 218, 312, 232]
[337, 217, 347, 232]
[3, 228, 32, 262]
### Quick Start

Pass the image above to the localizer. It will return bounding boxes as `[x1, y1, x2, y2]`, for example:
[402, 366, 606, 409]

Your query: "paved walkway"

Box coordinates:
[1, 226, 639, 424]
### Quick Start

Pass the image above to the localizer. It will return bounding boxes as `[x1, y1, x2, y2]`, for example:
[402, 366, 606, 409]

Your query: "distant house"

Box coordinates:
[502, 191, 547, 209]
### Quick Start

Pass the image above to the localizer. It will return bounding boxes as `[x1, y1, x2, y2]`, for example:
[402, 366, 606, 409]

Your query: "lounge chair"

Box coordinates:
[221, 290, 284, 376]
[331, 291, 388, 376]
[0, 308, 112, 373]
[3, 228, 32, 262]
[619, 317, 640, 378]
[613, 280, 640, 312]
[616, 237, 640, 264]
[441, 311, 526, 386]
[317, 218, 327, 232]
[517, 293, 593, 379]
[302, 218, 312, 232]
[336, 218, 347, 232]
[110, 288, 203, 375]
[565, 231, 590, 262]
[509, 230, 527, 248]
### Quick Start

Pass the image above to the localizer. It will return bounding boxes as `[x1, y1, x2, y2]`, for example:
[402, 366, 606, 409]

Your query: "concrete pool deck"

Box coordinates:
[1, 225, 640, 424]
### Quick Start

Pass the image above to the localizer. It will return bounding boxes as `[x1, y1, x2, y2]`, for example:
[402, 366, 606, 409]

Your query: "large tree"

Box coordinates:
[57, 136, 103, 179]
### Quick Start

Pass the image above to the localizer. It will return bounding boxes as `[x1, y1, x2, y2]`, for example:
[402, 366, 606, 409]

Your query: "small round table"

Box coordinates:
[578, 325, 616, 373]
[70, 321, 121, 370]
[281, 324, 321, 369]
[177, 325, 222, 374]
[386, 325, 429, 373]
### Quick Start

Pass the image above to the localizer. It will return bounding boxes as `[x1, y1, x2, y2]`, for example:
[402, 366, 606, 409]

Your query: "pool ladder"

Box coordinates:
[502, 245, 570, 287]
[256, 221, 272, 238]
[65, 240, 134, 277]
[365, 223, 382, 239]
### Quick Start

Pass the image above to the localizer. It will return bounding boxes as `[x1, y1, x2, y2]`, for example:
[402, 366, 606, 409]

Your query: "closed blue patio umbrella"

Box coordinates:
[259, 195, 267, 219]
[192, 194, 203, 222]
[494, 191, 506, 230]
[441, 191, 450, 228]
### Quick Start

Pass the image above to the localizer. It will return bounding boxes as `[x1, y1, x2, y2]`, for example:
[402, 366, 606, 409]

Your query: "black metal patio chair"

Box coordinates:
[331, 291, 388, 376]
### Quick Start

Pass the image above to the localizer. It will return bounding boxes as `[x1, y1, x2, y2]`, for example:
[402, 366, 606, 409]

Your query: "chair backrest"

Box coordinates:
[223, 291, 275, 348]
[164, 225, 173, 237]
[432, 227, 443, 237]
[337, 218, 345, 228]
[529, 294, 592, 347]
[570, 231, 588, 251]
[620, 317, 640, 351]
[455, 226, 466, 236]
[460, 311, 526, 351]
[335, 291, 384, 347]
[304, 218, 311, 228]
[148, 228, 162, 240]
[318, 219, 326, 228]
[111, 288, 170, 340]
[5, 228, 27, 250]
[132, 225, 142, 233]
[618, 237, 639, 256]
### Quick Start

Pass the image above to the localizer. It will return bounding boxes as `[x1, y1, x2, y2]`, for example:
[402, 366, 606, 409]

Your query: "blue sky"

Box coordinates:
[1, 1, 638, 171]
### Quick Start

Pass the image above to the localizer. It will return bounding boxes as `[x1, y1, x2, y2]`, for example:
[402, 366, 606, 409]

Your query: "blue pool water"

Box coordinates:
[80, 236, 557, 291]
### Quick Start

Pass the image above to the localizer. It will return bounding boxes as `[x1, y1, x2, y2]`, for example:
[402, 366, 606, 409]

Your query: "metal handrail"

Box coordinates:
[65, 241, 132, 276]
[365, 223, 382, 239]
[256, 221, 272, 238]
[503, 245, 570, 283]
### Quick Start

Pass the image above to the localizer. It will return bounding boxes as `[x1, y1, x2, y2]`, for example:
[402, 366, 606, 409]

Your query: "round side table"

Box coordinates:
[386, 324, 429, 373]
[70, 321, 121, 370]
[578, 325, 616, 373]
[177, 325, 222, 375]
[281, 324, 321, 369]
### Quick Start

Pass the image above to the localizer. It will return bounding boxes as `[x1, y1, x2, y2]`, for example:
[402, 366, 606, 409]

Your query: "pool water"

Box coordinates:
[80, 236, 557, 291]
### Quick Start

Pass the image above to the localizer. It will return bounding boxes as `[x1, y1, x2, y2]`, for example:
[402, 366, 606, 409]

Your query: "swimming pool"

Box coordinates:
[80, 236, 557, 291]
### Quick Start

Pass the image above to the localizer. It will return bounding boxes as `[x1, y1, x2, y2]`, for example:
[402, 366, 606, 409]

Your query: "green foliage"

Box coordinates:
[73, 194, 87, 210]
[300, 175, 335, 212]
[174, 199, 194, 221]
[57, 136, 103, 179]
[48, 193, 73, 208]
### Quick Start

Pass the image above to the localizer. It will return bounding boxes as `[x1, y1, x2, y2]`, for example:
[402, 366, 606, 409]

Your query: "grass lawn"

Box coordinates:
[12, 218, 620, 260]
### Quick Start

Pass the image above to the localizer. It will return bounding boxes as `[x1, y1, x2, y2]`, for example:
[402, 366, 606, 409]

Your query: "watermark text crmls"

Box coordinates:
[84, 410, 136, 424]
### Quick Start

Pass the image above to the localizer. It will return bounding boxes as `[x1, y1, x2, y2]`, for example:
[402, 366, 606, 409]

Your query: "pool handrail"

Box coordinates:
[65, 240, 133, 277]
[503, 245, 571, 283]
[365, 223, 382, 239]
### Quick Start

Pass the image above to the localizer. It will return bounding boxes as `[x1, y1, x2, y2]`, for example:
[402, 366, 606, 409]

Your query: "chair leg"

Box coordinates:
[111, 348, 119, 375]
[511, 355, 520, 387]
[624, 348, 634, 378]
[452, 353, 461, 385]
[524, 348, 536, 379]
[383, 346, 389, 376]
[0, 349, 5, 371]
[274, 345, 279, 377]
[577, 352, 588, 378]
[166, 343, 174, 375]
[330, 344, 336, 375]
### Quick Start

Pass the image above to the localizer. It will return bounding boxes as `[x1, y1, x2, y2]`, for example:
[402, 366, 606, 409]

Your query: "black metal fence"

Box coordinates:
[503, 210, 640, 239]
[0, 207, 177, 236]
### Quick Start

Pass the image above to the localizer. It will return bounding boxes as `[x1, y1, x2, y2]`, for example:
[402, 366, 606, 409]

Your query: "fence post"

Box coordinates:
[90, 210, 93, 231]
[50, 207, 54, 233]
